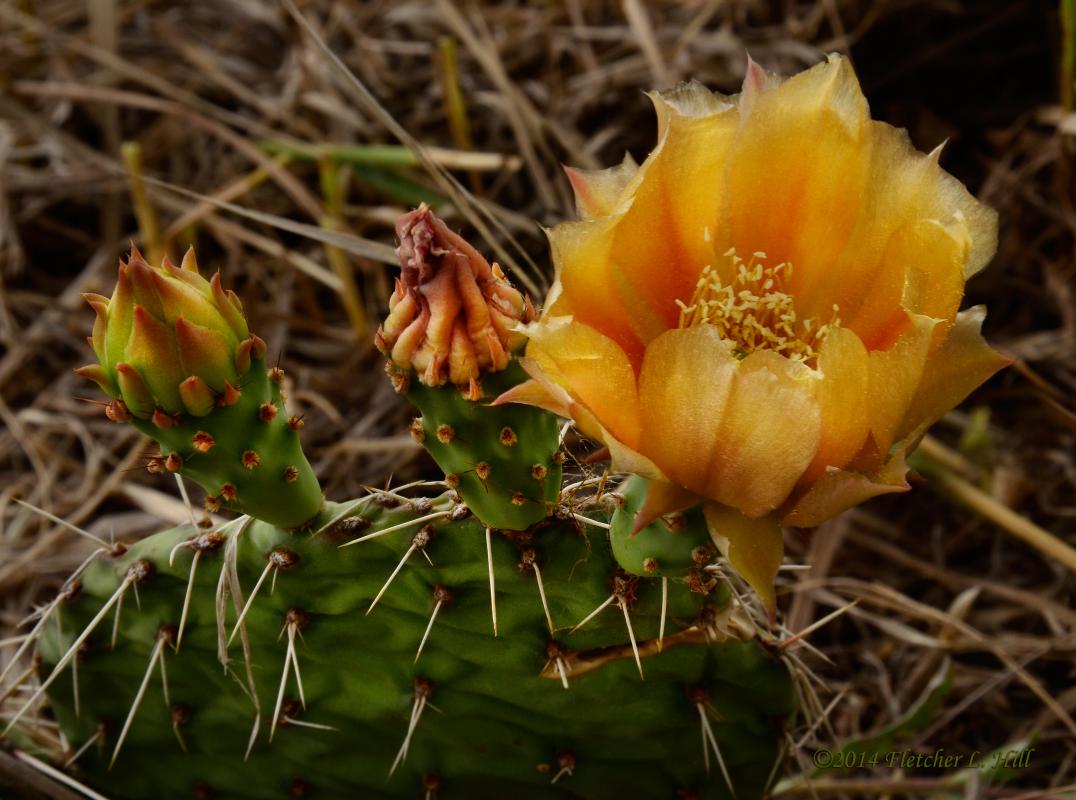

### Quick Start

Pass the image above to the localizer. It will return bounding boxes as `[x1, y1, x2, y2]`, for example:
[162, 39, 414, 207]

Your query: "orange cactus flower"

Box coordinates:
[497, 55, 1010, 610]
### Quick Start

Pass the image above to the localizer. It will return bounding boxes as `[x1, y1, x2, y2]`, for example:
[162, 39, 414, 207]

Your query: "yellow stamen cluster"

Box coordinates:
[676, 248, 839, 365]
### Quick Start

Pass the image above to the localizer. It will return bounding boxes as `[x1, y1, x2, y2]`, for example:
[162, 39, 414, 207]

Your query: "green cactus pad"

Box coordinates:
[407, 362, 563, 531]
[610, 477, 714, 578]
[38, 494, 793, 799]
[132, 357, 322, 529]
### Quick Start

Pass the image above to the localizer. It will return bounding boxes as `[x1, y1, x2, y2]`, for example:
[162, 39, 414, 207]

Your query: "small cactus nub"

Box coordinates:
[283, 466, 299, 483]
[104, 399, 131, 423]
[242, 450, 260, 470]
[409, 418, 426, 443]
[126, 558, 156, 584]
[435, 424, 454, 444]
[258, 402, 278, 423]
[664, 512, 687, 532]
[164, 453, 184, 472]
[152, 410, 175, 429]
[499, 426, 518, 447]
[192, 431, 215, 452]
[268, 547, 301, 570]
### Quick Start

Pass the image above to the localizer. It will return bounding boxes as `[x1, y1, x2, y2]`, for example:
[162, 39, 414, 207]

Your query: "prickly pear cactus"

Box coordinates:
[22, 214, 798, 800]
[37, 493, 794, 799]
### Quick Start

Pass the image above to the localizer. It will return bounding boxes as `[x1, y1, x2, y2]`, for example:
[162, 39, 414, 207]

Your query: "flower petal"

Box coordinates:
[865, 314, 937, 459]
[809, 124, 996, 324]
[546, 217, 649, 362]
[704, 502, 783, 614]
[105, 263, 135, 369]
[632, 480, 699, 534]
[897, 306, 1011, 443]
[726, 54, 871, 303]
[781, 451, 911, 528]
[845, 217, 968, 351]
[638, 327, 821, 517]
[150, 268, 238, 345]
[650, 79, 734, 137]
[638, 325, 737, 494]
[175, 317, 240, 392]
[526, 318, 642, 449]
[564, 153, 639, 219]
[609, 106, 740, 331]
[704, 350, 821, 516]
[126, 306, 184, 411]
[605, 437, 668, 483]
[802, 326, 871, 483]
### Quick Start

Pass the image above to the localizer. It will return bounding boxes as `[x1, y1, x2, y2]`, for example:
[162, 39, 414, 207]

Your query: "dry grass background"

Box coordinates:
[0, 0, 1074, 797]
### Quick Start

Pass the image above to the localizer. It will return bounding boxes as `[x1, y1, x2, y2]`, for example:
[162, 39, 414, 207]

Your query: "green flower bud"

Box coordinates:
[77, 247, 265, 419]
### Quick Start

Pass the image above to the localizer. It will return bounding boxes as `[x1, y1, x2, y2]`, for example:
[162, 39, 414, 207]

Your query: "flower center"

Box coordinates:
[675, 248, 839, 365]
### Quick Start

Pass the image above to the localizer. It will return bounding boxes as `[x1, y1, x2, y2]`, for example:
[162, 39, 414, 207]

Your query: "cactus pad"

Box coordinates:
[133, 357, 323, 529]
[37, 493, 794, 799]
[610, 477, 714, 578]
[406, 362, 563, 531]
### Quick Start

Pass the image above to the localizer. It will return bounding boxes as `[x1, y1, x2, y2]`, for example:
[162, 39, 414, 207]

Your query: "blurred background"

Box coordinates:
[1, 0, 1074, 797]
